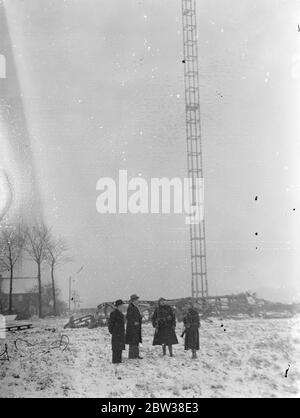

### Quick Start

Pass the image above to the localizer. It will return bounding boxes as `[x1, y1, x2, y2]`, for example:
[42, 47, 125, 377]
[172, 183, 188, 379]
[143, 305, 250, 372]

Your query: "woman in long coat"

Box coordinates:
[182, 302, 200, 359]
[108, 299, 126, 364]
[125, 294, 143, 359]
[152, 298, 178, 357]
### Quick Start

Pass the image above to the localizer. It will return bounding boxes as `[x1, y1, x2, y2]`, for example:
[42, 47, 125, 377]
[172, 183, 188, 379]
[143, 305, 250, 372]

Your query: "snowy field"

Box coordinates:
[0, 316, 299, 398]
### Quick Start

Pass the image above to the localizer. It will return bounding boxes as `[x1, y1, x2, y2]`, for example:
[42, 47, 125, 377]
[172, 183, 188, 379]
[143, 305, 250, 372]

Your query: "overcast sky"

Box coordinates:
[1, 0, 300, 306]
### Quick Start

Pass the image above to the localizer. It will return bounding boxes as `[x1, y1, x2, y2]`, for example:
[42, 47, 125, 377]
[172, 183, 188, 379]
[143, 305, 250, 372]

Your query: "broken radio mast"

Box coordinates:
[181, 0, 208, 298]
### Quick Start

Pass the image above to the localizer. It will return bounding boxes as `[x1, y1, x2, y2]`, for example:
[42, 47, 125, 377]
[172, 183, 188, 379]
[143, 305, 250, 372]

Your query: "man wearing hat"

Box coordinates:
[125, 294, 143, 359]
[108, 299, 126, 364]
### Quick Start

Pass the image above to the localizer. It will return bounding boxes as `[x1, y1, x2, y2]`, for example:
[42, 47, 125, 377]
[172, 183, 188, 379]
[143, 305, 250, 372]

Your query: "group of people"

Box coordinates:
[108, 294, 200, 364]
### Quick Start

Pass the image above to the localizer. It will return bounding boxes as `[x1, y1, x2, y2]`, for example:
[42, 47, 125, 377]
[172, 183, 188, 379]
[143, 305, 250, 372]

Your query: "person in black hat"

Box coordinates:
[125, 294, 143, 359]
[152, 298, 178, 357]
[108, 299, 126, 364]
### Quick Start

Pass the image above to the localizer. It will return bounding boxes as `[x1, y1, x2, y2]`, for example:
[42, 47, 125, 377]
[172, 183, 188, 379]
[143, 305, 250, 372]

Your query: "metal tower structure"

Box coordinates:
[181, 0, 208, 298]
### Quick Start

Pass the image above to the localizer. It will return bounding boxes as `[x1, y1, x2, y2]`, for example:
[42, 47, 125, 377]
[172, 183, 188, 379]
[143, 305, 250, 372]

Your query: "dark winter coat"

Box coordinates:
[108, 309, 125, 351]
[125, 303, 142, 345]
[152, 305, 178, 346]
[183, 308, 200, 351]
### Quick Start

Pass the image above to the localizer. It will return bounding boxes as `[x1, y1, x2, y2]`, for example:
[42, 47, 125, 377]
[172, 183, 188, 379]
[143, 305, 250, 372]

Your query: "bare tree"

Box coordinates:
[45, 236, 71, 316]
[24, 223, 50, 318]
[0, 224, 25, 313]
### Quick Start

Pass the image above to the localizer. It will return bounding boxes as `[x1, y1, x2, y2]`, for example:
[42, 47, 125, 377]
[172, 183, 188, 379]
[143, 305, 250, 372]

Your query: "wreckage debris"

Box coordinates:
[14, 334, 69, 356]
[64, 314, 99, 329]
[63, 293, 299, 330]
[4, 324, 33, 332]
[0, 343, 9, 361]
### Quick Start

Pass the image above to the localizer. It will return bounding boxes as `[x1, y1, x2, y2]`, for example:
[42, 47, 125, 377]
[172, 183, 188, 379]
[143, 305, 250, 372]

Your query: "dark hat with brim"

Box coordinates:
[115, 299, 124, 307]
[130, 294, 139, 301]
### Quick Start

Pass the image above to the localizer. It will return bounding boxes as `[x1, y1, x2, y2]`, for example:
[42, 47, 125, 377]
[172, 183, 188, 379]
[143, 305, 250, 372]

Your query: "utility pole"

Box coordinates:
[68, 276, 72, 312]
[68, 266, 84, 312]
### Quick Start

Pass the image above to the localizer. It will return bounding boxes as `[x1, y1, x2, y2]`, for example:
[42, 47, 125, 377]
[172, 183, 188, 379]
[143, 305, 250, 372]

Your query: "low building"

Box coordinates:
[0, 276, 38, 318]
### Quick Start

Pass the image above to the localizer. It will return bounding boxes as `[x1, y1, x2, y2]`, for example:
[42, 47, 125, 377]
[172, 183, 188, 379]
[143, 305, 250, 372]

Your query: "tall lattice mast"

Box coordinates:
[182, 0, 208, 298]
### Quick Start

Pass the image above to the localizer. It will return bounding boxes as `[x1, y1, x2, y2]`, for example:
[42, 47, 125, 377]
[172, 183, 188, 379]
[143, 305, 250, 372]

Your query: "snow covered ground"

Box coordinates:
[0, 316, 299, 398]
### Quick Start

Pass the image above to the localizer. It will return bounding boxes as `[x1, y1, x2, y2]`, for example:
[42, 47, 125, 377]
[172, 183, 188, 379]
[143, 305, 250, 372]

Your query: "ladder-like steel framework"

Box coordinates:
[182, 0, 208, 298]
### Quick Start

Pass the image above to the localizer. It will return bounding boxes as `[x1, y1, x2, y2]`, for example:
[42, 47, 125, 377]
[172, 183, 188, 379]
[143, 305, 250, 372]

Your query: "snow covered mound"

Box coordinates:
[0, 316, 299, 398]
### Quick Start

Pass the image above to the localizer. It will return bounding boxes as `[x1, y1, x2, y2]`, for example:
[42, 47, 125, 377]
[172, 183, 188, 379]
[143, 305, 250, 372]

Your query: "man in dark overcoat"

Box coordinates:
[125, 294, 143, 359]
[152, 297, 178, 357]
[182, 301, 200, 359]
[108, 299, 126, 364]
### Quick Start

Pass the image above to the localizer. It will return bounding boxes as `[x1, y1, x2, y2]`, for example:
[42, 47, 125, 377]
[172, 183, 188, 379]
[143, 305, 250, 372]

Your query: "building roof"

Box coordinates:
[0, 277, 38, 295]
